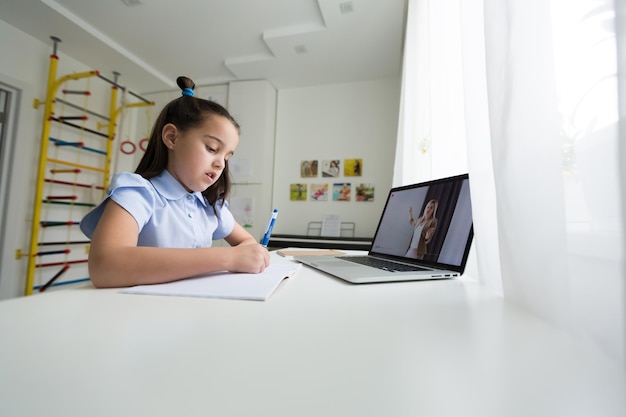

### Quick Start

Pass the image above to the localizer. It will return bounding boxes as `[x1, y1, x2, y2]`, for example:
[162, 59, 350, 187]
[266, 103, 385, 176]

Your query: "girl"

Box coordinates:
[80, 76, 269, 288]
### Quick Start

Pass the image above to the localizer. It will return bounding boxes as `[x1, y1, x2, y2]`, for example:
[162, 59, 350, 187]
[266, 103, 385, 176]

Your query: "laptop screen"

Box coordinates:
[369, 174, 473, 271]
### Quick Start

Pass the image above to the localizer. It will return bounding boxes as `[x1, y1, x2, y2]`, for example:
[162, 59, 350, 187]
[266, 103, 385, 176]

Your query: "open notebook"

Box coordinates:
[120, 263, 301, 301]
[294, 174, 473, 284]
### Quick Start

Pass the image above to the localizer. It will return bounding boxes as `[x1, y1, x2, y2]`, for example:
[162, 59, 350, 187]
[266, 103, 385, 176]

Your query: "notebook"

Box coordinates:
[120, 263, 302, 301]
[293, 174, 473, 284]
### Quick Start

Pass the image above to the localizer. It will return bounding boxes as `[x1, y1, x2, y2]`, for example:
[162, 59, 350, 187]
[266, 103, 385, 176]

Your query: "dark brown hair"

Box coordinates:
[135, 76, 240, 210]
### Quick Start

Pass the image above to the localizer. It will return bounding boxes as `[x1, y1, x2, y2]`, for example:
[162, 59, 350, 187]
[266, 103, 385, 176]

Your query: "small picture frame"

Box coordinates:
[322, 160, 341, 177]
[300, 160, 318, 177]
[310, 183, 329, 201]
[290, 183, 307, 201]
[356, 183, 375, 201]
[333, 183, 351, 201]
[344, 158, 362, 176]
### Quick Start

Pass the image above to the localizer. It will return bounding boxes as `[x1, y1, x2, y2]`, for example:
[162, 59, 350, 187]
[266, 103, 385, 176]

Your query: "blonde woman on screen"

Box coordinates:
[405, 199, 438, 259]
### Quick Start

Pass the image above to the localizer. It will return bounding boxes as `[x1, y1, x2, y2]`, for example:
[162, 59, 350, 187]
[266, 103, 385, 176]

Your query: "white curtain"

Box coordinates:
[395, 0, 625, 364]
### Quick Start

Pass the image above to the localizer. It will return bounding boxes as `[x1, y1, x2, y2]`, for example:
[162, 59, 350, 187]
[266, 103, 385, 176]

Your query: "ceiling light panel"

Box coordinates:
[339, 1, 354, 14]
[121, 0, 142, 6]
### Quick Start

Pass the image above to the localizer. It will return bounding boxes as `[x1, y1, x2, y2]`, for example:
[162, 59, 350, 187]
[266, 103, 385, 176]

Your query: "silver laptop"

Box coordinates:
[294, 174, 473, 283]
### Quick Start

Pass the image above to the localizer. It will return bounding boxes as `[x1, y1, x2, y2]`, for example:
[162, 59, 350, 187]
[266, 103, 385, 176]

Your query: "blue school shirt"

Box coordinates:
[80, 170, 234, 248]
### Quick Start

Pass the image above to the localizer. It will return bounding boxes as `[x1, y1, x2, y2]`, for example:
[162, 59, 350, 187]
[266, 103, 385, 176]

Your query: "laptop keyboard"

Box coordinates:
[337, 256, 429, 272]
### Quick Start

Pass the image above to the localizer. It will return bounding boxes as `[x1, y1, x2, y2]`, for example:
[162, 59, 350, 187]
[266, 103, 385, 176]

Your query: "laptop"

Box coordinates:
[293, 174, 473, 283]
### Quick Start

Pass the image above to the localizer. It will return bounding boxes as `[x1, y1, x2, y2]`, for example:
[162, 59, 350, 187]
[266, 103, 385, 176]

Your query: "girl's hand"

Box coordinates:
[223, 222, 270, 273]
[226, 244, 270, 273]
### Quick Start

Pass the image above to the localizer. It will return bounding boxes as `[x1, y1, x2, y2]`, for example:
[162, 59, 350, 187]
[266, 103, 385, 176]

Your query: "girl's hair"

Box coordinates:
[135, 76, 240, 210]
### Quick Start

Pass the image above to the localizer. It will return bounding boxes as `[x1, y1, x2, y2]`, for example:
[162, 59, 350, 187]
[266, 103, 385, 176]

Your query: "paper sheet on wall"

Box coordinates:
[229, 157, 253, 179]
[120, 263, 301, 301]
[321, 214, 341, 237]
[230, 196, 254, 228]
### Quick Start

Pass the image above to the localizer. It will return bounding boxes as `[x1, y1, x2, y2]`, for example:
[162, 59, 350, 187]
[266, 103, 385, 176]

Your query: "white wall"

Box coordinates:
[272, 79, 401, 237]
[228, 80, 277, 243]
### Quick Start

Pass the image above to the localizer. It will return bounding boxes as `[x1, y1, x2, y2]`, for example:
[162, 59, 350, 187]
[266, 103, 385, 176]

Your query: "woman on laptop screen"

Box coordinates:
[405, 199, 438, 259]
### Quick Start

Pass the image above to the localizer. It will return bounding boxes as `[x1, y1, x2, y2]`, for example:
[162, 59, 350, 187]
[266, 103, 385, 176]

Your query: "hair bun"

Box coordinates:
[176, 76, 196, 92]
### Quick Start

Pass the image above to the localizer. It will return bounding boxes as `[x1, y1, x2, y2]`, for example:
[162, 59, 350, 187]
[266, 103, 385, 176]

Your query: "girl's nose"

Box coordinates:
[213, 158, 225, 169]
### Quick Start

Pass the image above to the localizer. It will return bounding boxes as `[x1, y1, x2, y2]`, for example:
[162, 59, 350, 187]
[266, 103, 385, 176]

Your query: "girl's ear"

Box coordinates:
[161, 123, 177, 149]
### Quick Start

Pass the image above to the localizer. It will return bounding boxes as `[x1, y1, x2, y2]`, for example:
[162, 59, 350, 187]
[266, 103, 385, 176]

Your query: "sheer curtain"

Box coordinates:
[395, 0, 625, 364]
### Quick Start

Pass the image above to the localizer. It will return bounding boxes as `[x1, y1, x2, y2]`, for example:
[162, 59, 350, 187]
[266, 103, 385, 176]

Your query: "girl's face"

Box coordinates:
[163, 115, 239, 192]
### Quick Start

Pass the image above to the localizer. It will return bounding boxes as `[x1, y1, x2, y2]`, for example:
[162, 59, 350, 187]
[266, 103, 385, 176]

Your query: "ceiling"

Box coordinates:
[0, 0, 407, 94]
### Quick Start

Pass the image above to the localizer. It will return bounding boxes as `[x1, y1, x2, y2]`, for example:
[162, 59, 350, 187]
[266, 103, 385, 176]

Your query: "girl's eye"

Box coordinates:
[206, 146, 216, 153]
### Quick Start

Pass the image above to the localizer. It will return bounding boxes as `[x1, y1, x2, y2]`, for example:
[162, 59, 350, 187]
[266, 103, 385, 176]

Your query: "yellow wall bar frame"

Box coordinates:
[25, 39, 154, 295]
[46, 158, 108, 173]
[25, 41, 100, 295]
[103, 83, 118, 191]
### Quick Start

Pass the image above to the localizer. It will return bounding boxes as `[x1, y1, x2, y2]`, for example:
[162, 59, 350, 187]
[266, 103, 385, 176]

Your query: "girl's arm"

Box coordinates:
[224, 222, 259, 246]
[87, 200, 269, 288]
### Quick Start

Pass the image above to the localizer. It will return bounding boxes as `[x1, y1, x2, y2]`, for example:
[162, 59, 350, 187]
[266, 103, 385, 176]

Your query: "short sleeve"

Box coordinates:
[80, 172, 156, 238]
[211, 200, 235, 240]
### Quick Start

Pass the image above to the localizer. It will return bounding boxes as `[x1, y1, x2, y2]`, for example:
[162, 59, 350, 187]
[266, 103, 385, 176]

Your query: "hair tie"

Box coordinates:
[182, 88, 194, 97]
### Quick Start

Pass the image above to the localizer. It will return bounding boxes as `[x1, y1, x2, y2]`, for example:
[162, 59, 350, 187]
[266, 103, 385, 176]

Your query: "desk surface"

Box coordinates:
[0, 251, 624, 417]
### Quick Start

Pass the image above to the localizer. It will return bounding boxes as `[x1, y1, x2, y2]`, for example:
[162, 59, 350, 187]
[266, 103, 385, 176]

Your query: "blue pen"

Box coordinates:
[261, 209, 279, 247]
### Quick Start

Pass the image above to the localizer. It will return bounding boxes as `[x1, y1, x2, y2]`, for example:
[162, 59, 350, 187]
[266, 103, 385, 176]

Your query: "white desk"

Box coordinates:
[0, 252, 624, 417]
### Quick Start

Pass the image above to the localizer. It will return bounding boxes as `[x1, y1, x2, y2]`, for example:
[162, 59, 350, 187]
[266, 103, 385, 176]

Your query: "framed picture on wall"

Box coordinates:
[332, 183, 351, 201]
[289, 183, 307, 201]
[344, 158, 362, 176]
[310, 183, 329, 201]
[356, 183, 375, 201]
[300, 160, 318, 177]
[322, 159, 340, 177]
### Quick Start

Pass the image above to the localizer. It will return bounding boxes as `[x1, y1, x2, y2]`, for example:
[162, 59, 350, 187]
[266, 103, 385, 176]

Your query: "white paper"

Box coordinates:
[321, 214, 341, 237]
[229, 157, 253, 179]
[229, 196, 254, 228]
[120, 263, 301, 301]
